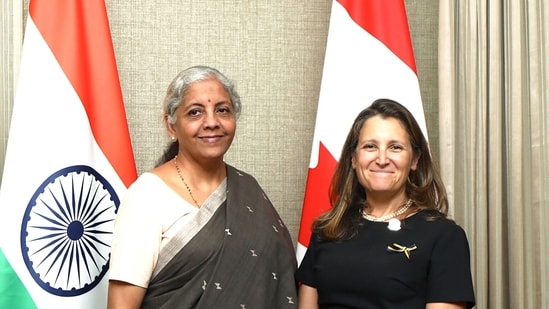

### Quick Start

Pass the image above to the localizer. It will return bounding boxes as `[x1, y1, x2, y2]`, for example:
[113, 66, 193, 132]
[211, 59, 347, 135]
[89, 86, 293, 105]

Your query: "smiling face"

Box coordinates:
[351, 115, 419, 199]
[168, 78, 236, 163]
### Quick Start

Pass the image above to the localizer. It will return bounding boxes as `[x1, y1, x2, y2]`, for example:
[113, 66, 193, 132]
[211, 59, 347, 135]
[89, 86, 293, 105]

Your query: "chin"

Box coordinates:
[202, 149, 230, 159]
[366, 185, 401, 194]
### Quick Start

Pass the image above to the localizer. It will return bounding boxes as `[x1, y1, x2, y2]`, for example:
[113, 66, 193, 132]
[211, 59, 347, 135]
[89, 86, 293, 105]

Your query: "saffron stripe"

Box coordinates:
[29, 0, 137, 186]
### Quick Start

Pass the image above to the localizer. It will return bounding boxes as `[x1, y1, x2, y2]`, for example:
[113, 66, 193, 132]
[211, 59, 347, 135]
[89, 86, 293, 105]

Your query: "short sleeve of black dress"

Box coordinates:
[295, 233, 318, 287]
[426, 219, 476, 308]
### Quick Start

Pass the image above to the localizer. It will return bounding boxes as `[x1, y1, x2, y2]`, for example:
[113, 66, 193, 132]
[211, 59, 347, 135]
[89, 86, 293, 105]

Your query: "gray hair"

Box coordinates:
[163, 65, 242, 124]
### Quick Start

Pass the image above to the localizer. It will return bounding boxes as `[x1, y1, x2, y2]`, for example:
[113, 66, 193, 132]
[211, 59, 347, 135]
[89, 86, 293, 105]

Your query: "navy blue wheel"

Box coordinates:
[20, 165, 120, 296]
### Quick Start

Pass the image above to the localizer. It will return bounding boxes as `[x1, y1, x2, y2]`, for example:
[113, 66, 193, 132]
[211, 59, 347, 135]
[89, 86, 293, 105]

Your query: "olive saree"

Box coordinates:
[140, 165, 297, 308]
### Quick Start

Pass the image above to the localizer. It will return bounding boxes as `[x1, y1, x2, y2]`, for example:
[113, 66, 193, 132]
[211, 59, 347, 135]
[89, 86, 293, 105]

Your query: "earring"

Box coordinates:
[171, 136, 176, 141]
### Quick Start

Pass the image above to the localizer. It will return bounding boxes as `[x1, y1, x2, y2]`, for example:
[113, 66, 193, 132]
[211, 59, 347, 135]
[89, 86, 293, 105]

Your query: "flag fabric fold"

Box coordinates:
[297, 0, 428, 264]
[0, 0, 137, 308]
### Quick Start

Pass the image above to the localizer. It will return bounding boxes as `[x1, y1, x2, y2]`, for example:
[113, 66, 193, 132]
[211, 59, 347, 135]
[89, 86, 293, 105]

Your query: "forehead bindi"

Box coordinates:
[184, 80, 229, 105]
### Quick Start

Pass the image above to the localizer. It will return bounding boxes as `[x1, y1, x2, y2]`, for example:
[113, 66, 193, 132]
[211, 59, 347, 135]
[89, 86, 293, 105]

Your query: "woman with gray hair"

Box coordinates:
[108, 65, 297, 308]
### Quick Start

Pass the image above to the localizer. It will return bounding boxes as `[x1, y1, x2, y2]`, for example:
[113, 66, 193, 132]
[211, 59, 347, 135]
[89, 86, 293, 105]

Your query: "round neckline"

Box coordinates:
[363, 209, 423, 225]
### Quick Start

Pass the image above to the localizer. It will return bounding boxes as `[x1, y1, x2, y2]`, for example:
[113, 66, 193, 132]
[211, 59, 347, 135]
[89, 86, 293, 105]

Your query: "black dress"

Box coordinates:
[296, 210, 476, 309]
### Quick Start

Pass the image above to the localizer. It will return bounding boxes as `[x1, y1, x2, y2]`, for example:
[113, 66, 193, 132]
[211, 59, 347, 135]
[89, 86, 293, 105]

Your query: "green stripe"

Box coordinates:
[0, 248, 37, 308]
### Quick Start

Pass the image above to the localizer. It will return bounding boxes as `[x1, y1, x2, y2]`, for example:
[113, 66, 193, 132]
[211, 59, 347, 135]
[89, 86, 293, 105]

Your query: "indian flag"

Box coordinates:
[297, 0, 428, 264]
[0, 0, 137, 308]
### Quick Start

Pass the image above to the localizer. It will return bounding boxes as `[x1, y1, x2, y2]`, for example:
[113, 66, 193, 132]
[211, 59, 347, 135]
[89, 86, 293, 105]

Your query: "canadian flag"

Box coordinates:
[0, 1, 137, 308]
[296, 0, 428, 263]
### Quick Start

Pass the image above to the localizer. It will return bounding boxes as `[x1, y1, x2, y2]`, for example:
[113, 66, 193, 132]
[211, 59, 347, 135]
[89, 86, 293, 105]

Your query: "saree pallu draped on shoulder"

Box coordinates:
[141, 165, 298, 308]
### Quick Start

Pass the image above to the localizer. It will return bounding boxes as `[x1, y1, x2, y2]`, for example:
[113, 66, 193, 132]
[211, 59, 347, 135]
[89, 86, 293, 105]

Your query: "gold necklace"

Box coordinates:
[362, 198, 412, 222]
[173, 156, 200, 208]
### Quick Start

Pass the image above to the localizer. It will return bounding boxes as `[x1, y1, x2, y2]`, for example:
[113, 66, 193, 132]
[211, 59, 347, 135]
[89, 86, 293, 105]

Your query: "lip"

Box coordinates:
[369, 169, 394, 174]
[198, 135, 224, 143]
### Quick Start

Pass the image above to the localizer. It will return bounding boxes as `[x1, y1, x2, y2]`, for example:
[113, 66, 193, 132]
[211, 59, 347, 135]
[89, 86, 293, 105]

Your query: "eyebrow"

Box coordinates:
[360, 138, 409, 145]
[184, 100, 230, 107]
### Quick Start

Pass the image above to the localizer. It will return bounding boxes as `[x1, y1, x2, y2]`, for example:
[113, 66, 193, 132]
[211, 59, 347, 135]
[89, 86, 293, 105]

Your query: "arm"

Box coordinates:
[426, 224, 475, 308]
[107, 280, 147, 309]
[426, 302, 466, 309]
[298, 283, 319, 309]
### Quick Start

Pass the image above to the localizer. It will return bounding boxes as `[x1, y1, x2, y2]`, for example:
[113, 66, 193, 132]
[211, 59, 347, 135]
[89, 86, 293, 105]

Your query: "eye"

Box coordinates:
[188, 108, 202, 116]
[216, 104, 234, 115]
[389, 144, 404, 152]
[362, 143, 377, 151]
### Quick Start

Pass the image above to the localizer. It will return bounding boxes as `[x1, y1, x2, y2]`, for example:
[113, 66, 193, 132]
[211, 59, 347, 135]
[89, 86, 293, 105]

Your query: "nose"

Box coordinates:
[376, 150, 389, 165]
[203, 111, 220, 129]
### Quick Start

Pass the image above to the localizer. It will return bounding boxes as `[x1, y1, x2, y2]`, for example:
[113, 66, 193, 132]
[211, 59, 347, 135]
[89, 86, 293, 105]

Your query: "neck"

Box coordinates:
[365, 194, 410, 217]
[175, 153, 226, 180]
[174, 155, 227, 199]
[363, 198, 413, 222]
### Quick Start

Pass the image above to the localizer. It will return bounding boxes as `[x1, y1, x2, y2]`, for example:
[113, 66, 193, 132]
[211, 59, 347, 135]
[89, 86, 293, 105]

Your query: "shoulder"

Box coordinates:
[226, 164, 254, 178]
[411, 210, 469, 241]
[416, 210, 461, 227]
[226, 164, 262, 188]
[308, 232, 327, 247]
[126, 172, 164, 192]
[121, 173, 172, 210]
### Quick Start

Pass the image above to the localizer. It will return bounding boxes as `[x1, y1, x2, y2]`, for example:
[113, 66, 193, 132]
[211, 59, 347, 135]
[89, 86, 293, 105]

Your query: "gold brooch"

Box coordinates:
[387, 243, 417, 260]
